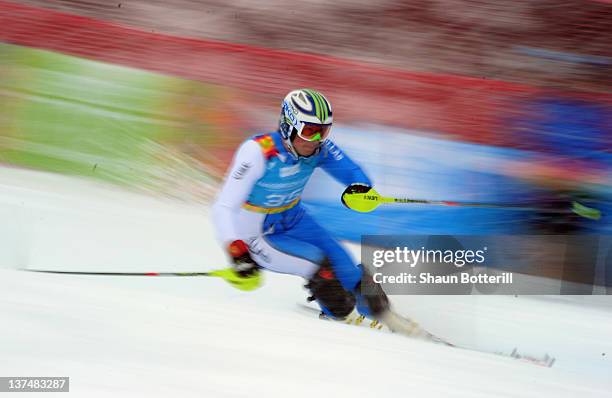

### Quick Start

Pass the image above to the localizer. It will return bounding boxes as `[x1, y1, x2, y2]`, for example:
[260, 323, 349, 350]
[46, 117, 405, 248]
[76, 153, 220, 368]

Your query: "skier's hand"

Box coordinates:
[217, 240, 262, 291]
[209, 268, 262, 291]
[228, 240, 259, 276]
[341, 183, 372, 209]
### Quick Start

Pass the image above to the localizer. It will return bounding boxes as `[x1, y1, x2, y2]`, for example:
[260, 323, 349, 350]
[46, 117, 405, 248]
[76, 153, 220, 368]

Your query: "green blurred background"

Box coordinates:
[0, 43, 259, 201]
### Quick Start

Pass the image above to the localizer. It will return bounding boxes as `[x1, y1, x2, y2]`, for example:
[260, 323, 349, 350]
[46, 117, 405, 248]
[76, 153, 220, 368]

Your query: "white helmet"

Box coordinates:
[279, 89, 333, 157]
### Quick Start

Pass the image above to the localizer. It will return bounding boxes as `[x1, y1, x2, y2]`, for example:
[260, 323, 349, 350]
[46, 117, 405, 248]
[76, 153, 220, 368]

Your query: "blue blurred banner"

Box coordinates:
[303, 126, 611, 239]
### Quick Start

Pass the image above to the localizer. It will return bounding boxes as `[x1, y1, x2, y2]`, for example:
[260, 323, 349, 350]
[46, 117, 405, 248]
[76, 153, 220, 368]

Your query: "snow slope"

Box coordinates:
[1, 167, 611, 397]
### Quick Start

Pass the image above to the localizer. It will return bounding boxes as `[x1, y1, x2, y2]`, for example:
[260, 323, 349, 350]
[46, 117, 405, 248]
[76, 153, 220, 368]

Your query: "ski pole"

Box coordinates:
[343, 188, 601, 220]
[25, 270, 215, 277]
[24, 268, 261, 291]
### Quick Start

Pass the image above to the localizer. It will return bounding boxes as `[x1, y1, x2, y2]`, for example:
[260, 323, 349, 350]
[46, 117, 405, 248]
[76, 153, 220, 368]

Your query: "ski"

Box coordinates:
[298, 303, 555, 367]
[298, 303, 453, 347]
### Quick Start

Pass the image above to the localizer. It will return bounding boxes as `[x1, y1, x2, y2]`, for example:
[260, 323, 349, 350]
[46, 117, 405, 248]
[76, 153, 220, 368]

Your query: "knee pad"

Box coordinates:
[306, 262, 356, 319]
[357, 266, 390, 317]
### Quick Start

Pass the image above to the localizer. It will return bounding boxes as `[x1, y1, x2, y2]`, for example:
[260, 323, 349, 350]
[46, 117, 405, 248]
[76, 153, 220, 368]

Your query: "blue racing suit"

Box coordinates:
[212, 131, 371, 295]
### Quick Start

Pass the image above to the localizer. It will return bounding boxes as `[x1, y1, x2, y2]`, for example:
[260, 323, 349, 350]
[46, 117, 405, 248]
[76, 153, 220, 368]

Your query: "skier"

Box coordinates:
[211, 89, 390, 321]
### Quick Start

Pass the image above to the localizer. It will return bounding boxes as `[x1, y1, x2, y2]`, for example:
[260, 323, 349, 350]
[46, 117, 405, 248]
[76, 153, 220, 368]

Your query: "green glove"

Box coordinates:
[571, 201, 601, 220]
[208, 268, 263, 291]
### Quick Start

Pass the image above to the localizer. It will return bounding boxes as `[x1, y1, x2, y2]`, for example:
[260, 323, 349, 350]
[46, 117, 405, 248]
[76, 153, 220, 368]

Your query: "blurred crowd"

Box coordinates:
[19, 0, 611, 91]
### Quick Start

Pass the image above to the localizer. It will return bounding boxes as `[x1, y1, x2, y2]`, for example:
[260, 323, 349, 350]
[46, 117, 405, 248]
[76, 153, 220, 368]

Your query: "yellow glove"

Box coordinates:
[341, 183, 374, 212]
[208, 267, 263, 291]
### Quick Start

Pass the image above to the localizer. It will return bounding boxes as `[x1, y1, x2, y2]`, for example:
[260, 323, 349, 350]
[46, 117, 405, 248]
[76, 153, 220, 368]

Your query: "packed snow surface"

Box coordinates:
[1, 167, 611, 397]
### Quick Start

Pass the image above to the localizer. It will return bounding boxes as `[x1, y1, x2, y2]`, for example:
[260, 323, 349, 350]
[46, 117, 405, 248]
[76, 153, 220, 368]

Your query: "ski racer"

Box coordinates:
[211, 89, 390, 321]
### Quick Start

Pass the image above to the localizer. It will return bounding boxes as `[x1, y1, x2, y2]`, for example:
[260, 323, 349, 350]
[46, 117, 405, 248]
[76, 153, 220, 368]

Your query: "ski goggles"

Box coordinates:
[296, 122, 332, 142]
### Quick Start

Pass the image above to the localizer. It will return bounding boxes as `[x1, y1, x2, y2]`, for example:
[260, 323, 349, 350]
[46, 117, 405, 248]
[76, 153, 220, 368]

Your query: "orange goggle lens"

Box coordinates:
[298, 123, 331, 142]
